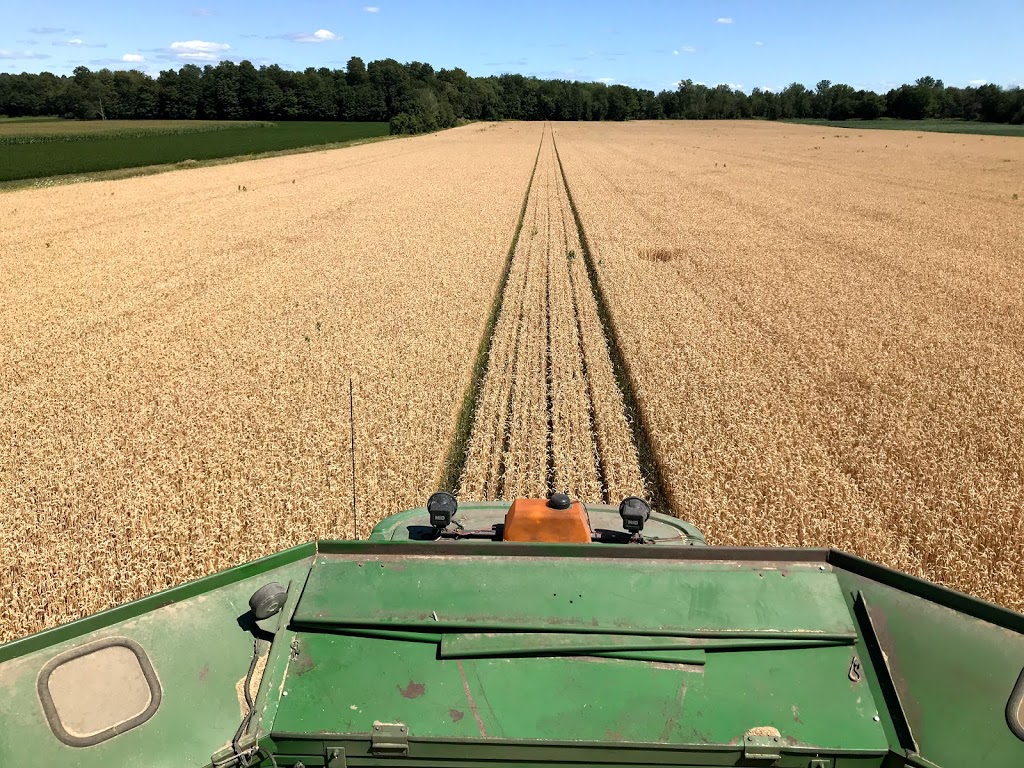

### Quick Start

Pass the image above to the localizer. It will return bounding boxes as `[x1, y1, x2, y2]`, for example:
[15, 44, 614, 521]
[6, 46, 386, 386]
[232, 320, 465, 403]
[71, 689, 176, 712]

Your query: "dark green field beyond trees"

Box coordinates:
[0, 121, 387, 182]
[785, 118, 1024, 137]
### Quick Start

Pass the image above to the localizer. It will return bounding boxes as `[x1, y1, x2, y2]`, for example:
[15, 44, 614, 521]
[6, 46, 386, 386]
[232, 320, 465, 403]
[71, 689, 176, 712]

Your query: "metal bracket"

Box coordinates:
[742, 730, 781, 763]
[371, 721, 409, 757]
[325, 746, 346, 768]
[809, 760, 830, 768]
[854, 591, 919, 753]
[848, 655, 863, 682]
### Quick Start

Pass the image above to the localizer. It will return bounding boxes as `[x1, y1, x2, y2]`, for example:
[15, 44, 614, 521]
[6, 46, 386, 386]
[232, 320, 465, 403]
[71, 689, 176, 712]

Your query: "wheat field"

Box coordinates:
[0, 122, 541, 642]
[553, 120, 1024, 610]
[1, 119, 1021, 642]
[459, 125, 644, 502]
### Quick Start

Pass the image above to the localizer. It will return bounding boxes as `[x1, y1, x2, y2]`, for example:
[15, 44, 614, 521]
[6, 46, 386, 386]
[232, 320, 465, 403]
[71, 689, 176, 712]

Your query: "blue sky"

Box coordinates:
[2, 1, 1021, 93]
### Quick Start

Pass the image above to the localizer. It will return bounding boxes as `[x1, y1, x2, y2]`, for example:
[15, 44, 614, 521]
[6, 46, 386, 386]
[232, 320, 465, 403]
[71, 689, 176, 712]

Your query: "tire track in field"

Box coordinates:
[436, 126, 544, 493]
[455, 124, 645, 503]
[551, 129, 671, 513]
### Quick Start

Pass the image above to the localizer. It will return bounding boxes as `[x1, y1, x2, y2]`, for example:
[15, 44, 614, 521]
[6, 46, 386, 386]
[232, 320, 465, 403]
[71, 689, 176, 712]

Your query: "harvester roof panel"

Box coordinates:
[270, 630, 888, 751]
[292, 553, 857, 637]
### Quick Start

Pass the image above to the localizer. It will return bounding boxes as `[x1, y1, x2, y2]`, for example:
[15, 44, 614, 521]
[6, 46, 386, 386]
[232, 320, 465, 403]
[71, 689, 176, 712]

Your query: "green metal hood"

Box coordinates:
[0, 507, 1021, 768]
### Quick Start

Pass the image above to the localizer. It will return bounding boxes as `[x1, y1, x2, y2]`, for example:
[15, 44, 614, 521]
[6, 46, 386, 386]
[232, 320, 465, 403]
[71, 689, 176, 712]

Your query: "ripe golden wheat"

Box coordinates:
[459, 126, 644, 502]
[553, 120, 1024, 611]
[1, 118, 1021, 644]
[0, 123, 541, 642]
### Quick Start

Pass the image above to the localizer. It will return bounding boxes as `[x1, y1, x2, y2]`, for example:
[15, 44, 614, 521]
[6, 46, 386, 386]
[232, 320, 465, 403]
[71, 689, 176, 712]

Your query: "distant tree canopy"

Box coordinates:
[1, 60, 1022, 131]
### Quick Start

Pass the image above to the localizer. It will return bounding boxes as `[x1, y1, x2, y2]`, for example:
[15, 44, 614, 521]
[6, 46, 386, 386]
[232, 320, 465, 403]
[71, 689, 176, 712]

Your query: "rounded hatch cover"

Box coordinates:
[37, 637, 161, 747]
[1009, 667, 1024, 741]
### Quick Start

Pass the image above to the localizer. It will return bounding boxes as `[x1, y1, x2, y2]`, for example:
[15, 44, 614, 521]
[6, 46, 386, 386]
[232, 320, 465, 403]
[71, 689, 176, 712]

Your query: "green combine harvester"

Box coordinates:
[1, 492, 1021, 767]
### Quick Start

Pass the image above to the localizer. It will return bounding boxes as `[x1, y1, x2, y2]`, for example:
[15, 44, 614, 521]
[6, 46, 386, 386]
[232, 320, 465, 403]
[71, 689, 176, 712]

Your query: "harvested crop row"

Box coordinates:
[460, 126, 643, 502]
[555, 164, 647, 502]
[502, 161, 551, 497]
[457, 141, 544, 500]
[551, 120, 1024, 611]
[547, 151, 603, 502]
[0, 121, 543, 643]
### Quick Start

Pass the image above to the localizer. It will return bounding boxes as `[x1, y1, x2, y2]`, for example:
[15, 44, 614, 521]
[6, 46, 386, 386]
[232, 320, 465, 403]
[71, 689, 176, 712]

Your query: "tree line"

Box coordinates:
[2, 59, 1022, 132]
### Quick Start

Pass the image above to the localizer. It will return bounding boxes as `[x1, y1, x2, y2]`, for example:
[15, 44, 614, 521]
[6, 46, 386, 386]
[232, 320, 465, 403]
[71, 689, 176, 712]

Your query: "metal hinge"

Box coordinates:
[742, 728, 782, 763]
[371, 721, 409, 757]
[209, 736, 258, 768]
[325, 746, 346, 767]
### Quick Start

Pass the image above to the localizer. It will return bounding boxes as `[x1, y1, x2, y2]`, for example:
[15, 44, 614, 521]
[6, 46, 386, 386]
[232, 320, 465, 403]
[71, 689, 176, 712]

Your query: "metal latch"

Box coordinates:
[371, 722, 409, 757]
[742, 728, 782, 763]
[325, 746, 346, 767]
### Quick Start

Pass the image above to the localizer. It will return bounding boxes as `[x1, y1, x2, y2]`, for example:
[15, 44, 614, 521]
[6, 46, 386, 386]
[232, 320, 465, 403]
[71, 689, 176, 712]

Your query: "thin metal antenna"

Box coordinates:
[350, 378, 357, 539]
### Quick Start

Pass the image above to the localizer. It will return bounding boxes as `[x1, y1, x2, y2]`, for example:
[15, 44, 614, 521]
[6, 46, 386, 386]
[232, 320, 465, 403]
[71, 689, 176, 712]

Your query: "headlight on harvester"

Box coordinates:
[427, 491, 458, 530]
[618, 496, 651, 535]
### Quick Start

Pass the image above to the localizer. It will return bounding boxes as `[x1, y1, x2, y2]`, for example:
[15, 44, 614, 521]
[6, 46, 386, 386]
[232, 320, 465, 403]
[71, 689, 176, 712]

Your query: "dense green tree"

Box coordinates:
[813, 80, 833, 118]
[3, 62, 1023, 130]
[778, 83, 812, 118]
[345, 57, 368, 87]
[296, 67, 336, 118]
[177, 65, 203, 119]
[853, 90, 886, 119]
[236, 61, 264, 117]
[368, 58, 414, 116]
[886, 84, 930, 119]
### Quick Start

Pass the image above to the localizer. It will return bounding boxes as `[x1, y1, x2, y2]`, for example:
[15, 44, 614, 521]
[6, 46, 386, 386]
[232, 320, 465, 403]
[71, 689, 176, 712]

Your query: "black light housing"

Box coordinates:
[547, 490, 572, 510]
[618, 496, 651, 534]
[427, 491, 458, 529]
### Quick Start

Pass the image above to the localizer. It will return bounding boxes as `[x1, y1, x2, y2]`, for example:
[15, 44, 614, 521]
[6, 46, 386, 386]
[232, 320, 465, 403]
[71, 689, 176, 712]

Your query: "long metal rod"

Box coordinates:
[350, 378, 357, 539]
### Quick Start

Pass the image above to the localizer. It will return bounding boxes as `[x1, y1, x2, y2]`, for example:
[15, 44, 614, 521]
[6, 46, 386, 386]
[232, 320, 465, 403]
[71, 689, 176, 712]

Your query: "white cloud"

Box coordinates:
[29, 27, 67, 34]
[53, 38, 107, 48]
[284, 28, 340, 43]
[171, 40, 230, 53]
[364, 6, 380, 12]
[968, 79, 987, 86]
[672, 50, 679, 56]
[716, 17, 734, 24]
[122, 53, 145, 62]
[168, 40, 231, 61]
[596, 77, 615, 84]
[0, 49, 51, 60]
[679, 45, 696, 53]
[755, 41, 764, 46]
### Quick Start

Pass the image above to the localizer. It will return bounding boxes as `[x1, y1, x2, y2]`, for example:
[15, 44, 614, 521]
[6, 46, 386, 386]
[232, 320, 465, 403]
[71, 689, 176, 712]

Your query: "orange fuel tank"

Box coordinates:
[503, 496, 592, 543]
